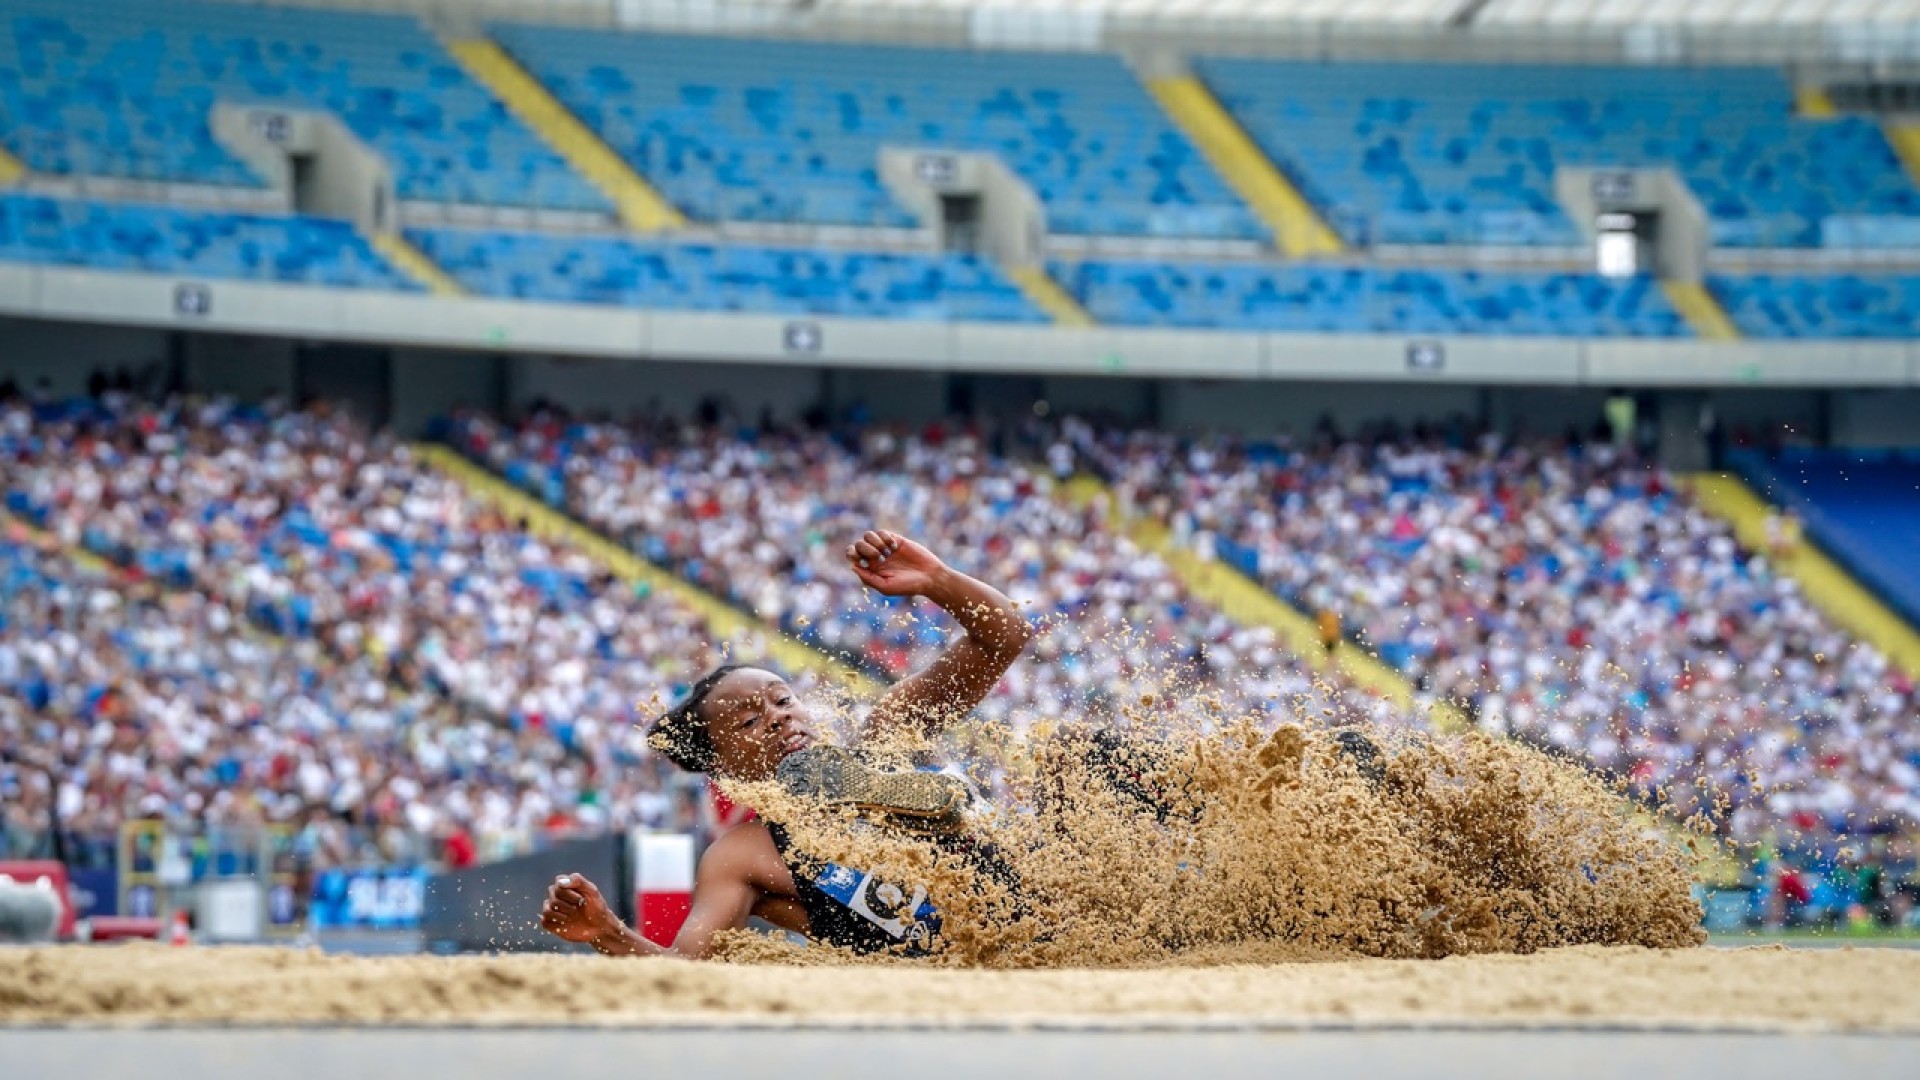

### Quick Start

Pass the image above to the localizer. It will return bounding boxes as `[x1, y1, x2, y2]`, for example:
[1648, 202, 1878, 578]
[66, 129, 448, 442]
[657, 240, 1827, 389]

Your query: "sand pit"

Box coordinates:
[3, 944, 1918, 1033]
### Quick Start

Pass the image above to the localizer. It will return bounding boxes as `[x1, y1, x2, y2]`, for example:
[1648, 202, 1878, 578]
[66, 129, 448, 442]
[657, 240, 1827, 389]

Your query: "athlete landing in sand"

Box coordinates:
[540, 528, 1034, 959]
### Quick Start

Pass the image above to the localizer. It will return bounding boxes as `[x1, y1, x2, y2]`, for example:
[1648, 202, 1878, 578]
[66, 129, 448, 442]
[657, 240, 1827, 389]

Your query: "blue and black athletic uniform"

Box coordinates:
[765, 821, 943, 955]
[765, 821, 1028, 957]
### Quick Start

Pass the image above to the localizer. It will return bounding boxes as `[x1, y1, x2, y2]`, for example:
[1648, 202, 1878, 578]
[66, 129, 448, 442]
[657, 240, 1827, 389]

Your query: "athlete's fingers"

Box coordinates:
[552, 874, 593, 907]
[852, 538, 884, 566]
[864, 529, 901, 561]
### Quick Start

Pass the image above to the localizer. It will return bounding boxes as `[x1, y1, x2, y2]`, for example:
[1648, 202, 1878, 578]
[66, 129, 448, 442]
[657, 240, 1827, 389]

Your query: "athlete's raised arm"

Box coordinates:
[848, 529, 1032, 739]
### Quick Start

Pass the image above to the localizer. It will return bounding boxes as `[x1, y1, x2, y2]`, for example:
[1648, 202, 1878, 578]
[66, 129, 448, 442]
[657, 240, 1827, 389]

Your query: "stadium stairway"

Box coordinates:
[1, 510, 113, 576]
[1004, 265, 1095, 326]
[1058, 475, 1463, 733]
[369, 232, 464, 297]
[1689, 471, 1920, 680]
[1145, 75, 1343, 259]
[446, 38, 685, 233]
[414, 444, 884, 698]
[1661, 281, 1742, 340]
[1886, 119, 1920, 192]
[1795, 85, 1838, 118]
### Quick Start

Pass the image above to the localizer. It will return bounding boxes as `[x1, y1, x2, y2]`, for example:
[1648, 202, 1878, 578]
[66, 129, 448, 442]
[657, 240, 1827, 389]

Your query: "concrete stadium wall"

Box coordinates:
[507, 354, 828, 420]
[1832, 389, 1920, 448]
[2, 265, 1915, 390]
[0, 317, 171, 396]
[1, 267, 1917, 447]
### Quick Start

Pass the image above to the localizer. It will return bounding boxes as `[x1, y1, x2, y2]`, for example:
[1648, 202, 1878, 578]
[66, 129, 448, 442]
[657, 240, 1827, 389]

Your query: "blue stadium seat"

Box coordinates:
[1710, 274, 1920, 338]
[1198, 59, 1920, 249]
[408, 227, 1045, 321]
[1733, 448, 1920, 630]
[1051, 258, 1687, 336]
[0, 0, 605, 211]
[0, 194, 418, 290]
[491, 25, 1260, 239]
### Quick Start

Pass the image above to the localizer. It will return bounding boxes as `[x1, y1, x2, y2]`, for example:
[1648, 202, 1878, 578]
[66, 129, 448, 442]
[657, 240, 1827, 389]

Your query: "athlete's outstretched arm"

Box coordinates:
[541, 838, 760, 960]
[849, 529, 1033, 739]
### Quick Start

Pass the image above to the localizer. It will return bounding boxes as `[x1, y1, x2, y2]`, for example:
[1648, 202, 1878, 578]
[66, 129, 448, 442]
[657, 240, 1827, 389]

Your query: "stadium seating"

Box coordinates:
[0, 398, 755, 849]
[1051, 258, 1689, 335]
[0, 194, 415, 289]
[408, 227, 1045, 321]
[445, 412, 1384, 733]
[1733, 448, 1920, 630]
[1710, 274, 1920, 339]
[1081, 425, 1920, 884]
[491, 25, 1261, 238]
[0, 0, 605, 210]
[1197, 59, 1920, 248]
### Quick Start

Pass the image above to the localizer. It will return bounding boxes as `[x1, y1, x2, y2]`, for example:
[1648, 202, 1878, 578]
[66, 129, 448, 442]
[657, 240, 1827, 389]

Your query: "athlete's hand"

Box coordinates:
[847, 529, 947, 598]
[541, 873, 619, 944]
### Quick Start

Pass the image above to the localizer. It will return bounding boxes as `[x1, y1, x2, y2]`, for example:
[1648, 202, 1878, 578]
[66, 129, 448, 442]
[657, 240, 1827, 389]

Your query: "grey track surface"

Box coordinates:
[2, 1029, 1916, 1079]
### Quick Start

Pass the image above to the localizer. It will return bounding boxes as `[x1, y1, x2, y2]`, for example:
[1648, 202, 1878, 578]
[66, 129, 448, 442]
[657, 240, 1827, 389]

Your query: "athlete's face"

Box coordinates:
[701, 668, 815, 781]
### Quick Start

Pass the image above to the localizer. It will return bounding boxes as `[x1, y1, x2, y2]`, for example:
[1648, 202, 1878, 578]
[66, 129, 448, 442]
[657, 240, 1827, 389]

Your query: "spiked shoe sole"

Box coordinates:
[776, 745, 971, 833]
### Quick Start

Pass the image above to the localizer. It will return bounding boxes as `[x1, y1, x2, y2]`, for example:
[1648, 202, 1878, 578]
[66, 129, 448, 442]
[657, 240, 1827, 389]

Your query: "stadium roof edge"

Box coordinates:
[228, 0, 1920, 68]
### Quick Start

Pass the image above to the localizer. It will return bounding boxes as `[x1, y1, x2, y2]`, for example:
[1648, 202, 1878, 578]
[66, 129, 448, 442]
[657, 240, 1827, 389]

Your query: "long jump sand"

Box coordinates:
[4, 944, 1918, 1032]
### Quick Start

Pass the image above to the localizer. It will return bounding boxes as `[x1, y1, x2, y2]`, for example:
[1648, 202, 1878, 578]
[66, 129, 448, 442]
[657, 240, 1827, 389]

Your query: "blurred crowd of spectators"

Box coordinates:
[3, 392, 1915, 928]
[1078, 421, 1920, 925]
[445, 411, 1384, 736]
[0, 395, 765, 869]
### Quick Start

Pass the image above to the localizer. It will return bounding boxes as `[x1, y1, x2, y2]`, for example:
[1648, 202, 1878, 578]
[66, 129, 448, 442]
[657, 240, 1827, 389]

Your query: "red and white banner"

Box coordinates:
[629, 832, 694, 947]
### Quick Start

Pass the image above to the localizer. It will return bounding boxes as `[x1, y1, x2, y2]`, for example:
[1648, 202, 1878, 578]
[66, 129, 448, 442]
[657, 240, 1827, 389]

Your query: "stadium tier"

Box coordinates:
[0, 399, 758, 845]
[0, 194, 415, 289]
[1708, 274, 1920, 339]
[1079, 425, 1920, 865]
[1734, 448, 1920, 632]
[407, 227, 1045, 321]
[490, 25, 1261, 238]
[1197, 60, 1920, 248]
[6, 192, 1918, 336]
[443, 413, 1381, 732]
[0, 0, 605, 210]
[1050, 259, 1689, 335]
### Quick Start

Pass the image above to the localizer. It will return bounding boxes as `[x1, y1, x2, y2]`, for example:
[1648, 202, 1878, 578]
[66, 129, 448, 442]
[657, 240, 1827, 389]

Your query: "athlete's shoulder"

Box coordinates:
[699, 819, 797, 896]
[703, 817, 772, 852]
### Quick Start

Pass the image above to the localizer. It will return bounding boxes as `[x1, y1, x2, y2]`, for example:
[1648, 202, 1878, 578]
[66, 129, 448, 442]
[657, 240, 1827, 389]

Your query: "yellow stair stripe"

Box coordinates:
[1690, 472, 1920, 681]
[370, 231, 465, 296]
[415, 444, 883, 698]
[1885, 121, 1920, 190]
[2, 511, 115, 576]
[1795, 86, 1837, 118]
[448, 38, 684, 233]
[1005, 265, 1094, 327]
[1661, 280, 1741, 341]
[0, 143, 24, 185]
[1146, 75, 1343, 258]
[1059, 475, 1466, 733]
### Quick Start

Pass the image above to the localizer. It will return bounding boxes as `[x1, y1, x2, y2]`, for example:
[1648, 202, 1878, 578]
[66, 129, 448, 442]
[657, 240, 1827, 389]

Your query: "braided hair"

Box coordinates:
[647, 664, 766, 773]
